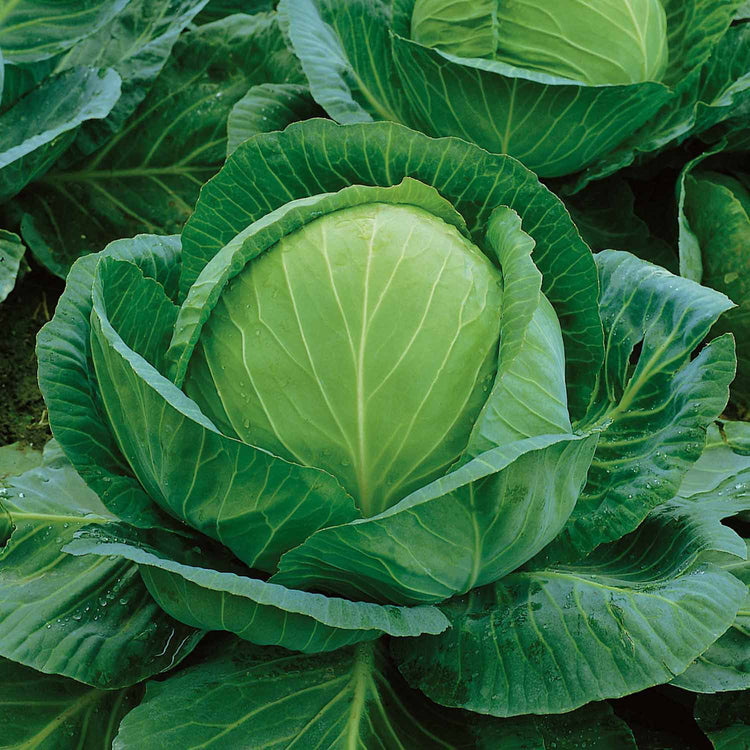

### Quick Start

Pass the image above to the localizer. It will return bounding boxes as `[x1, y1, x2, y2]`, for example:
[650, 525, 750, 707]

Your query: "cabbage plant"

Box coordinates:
[1, 119, 748, 746]
[279, 0, 748, 184]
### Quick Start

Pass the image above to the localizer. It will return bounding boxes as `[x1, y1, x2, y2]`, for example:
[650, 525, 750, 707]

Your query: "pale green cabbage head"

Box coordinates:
[183, 201, 503, 517]
[411, 0, 669, 84]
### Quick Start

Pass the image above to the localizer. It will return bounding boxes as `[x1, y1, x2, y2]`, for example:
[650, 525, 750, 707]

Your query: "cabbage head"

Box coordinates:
[279, 0, 745, 182]
[411, 0, 669, 85]
[15, 120, 745, 744]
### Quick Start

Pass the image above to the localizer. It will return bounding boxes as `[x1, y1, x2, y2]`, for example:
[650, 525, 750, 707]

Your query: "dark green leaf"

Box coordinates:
[0, 229, 24, 303]
[226, 82, 325, 155]
[0, 442, 202, 689]
[0, 657, 141, 750]
[54, 0, 212, 157]
[273, 433, 597, 604]
[0, 0, 129, 63]
[541, 251, 735, 563]
[12, 13, 301, 276]
[394, 543, 745, 716]
[111, 637, 636, 749]
[0, 66, 121, 203]
[64, 522, 451, 652]
[37, 235, 185, 530]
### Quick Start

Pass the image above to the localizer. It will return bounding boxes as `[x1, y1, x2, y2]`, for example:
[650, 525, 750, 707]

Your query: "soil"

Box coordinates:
[0, 264, 64, 448]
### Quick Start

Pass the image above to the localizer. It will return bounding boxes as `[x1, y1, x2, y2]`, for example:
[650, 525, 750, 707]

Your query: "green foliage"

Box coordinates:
[1, 3, 749, 743]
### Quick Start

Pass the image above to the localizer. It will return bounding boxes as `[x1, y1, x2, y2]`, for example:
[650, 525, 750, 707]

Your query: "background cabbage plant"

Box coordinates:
[1, 119, 748, 746]
[279, 0, 749, 186]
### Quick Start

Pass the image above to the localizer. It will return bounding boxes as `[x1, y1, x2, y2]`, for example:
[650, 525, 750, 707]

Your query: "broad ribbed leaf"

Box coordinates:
[0, 57, 57, 112]
[692, 24, 750, 136]
[676, 146, 725, 282]
[53, 0, 211, 157]
[89, 254, 359, 571]
[661, 0, 743, 87]
[277, 0, 404, 124]
[0, 66, 121, 203]
[272, 433, 597, 604]
[674, 550, 750, 692]
[0, 442, 202, 689]
[565, 70, 703, 194]
[226, 82, 324, 155]
[37, 236, 185, 530]
[0, 229, 24, 303]
[466, 206, 570, 454]
[12, 13, 301, 277]
[540, 251, 735, 563]
[394, 523, 746, 716]
[64, 523, 450, 653]
[181, 119, 603, 420]
[0, 0, 129, 63]
[0, 657, 141, 750]
[111, 637, 636, 750]
[667, 423, 750, 692]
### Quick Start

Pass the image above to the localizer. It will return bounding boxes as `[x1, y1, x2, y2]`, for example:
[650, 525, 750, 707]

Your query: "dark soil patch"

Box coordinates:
[0, 265, 64, 448]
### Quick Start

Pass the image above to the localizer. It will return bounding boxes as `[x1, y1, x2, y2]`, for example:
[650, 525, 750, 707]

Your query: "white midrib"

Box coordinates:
[345, 643, 374, 749]
[355, 218, 376, 516]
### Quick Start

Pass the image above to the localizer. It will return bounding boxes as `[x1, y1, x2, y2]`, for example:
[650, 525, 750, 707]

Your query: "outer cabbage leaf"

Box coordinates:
[539, 251, 735, 563]
[10, 13, 302, 276]
[668, 423, 750, 692]
[393, 493, 747, 716]
[111, 637, 637, 750]
[0, 0, 129, 63]
[0, 657, 141, 750]
[272, 432, 597, 604]
[64, 522, 451, 652]
[0, 441, 202, 689]
[37, 236, 191, 531]
[0, 66, 121, 203]
[52, 0, 212, 157]
[226, 82, 325, 156]
[0, 228, 24, 303]
[279, 0, 673, 178]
